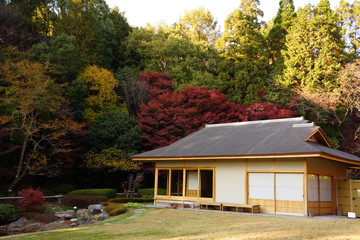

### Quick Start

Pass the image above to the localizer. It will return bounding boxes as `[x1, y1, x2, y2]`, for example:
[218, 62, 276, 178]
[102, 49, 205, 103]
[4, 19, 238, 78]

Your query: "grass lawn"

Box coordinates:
[2, 208, 360, 240]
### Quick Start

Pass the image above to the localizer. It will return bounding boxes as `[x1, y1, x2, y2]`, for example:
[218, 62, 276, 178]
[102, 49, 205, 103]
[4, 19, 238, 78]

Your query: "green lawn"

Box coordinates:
[2, 208, 360, 240]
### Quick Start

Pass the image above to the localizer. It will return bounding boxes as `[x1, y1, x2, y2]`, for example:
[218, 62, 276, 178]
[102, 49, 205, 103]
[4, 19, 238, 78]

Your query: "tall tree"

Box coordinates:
[53, 0, 129, 69]
[175, 7, 220, 46]
[266, 0, 296, 74]
[337, 0, 360, 58]
[28, 33, 87, 83]
[125, 26, 220, 90]
[0, 4, 40, 51]
[282, 0, 345, 91]
[216, 0, 269, 104]
[0, 60, 81, 192]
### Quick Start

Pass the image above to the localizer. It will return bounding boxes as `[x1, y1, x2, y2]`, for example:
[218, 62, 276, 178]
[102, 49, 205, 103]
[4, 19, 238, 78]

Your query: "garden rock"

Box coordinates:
[88, 204, 103, 214]
[0, 225, 8, 236]
[7, 217, 28, 234]
[23, 223, 42, 233]
[98, 212, 109, 221]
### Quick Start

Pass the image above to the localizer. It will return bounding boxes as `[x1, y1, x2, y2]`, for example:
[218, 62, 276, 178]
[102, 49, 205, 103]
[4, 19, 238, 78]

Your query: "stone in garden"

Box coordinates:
[7, 217, 28, 234]
[0, 225, 8, 236]
[88, 204, 103, 214]
[92, 208, 102, 215]
[98, 212, 109, 221]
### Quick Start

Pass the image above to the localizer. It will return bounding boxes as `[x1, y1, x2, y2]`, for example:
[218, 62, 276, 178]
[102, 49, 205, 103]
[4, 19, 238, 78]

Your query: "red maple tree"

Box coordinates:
[136, 72, 297, 151]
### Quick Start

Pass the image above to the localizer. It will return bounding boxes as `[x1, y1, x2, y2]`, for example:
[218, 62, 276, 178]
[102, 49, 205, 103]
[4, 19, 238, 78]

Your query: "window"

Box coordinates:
[200, 170, 213, 198]
[307, 174, 332, 202]
[156, 168, 213, 199]
[157, 170, 169, 195]
[186, 170, 198, 197]
[249, 173, 274, 199]
[170, 170, 183, 196]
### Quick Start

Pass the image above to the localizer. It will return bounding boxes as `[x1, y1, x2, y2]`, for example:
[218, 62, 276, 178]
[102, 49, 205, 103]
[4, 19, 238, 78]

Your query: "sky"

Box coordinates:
[105, 0, 340, 29]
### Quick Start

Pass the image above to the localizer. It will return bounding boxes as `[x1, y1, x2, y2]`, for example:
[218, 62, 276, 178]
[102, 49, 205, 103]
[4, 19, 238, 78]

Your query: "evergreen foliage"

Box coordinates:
[216, 0, 268, 104]
[0, 0, 359, 192]
[282, 0, 344, 91]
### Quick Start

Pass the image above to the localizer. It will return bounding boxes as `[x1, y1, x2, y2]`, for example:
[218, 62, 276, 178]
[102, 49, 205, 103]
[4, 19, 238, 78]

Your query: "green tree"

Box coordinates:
[125, 26, 220, 90]
[28, 33, 87, 83]
[216, 0, 268, 104]
[282, 0, 345, 91]
[85, 112, 141, 172]
[175, 7, 220, 46]
[53, 0, 130, 69]
[89, 112, 140, 153]
[337, 0, 360, 58]
[7, 0, 56, 37]
[0, 60, 81, 192]
[266, 0, 296, 74]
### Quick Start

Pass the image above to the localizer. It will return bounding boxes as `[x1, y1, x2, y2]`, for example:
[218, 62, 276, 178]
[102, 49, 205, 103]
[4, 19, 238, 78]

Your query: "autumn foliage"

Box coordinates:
[18, 188, 46, 212]
[137, 81, 296, 150]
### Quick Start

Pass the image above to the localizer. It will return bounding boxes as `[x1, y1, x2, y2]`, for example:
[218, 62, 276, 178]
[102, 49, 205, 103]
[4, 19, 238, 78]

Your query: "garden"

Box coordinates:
[1, 206, 360, 240]
[0, 187, 154, 237]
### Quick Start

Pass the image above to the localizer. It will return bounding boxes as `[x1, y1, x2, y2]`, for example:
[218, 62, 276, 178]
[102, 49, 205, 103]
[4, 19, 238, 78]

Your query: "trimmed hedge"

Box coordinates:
[0, 203, 20, 225]
[137, 188, 165, 198]
[104, 202, 127, 216]
[108, 197, 153, 203]
[67, 188, 117, 199]
[63, 195, 108, 208]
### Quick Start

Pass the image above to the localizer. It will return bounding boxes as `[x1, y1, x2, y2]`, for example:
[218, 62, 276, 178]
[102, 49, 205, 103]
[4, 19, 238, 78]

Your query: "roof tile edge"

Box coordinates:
[205, 116, 305, 128]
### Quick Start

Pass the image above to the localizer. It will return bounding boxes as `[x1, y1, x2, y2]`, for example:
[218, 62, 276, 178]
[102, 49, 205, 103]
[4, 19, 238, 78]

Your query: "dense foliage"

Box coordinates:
[0, 203, 20, 225]
[0, 0, 359, 193]
[18, 188, 46, 212]
[66, 188, 117, 199]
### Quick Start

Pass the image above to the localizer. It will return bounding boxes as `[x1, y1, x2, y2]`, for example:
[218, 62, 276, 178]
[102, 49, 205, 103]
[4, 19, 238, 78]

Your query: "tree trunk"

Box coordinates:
[8, 134, 29, 192]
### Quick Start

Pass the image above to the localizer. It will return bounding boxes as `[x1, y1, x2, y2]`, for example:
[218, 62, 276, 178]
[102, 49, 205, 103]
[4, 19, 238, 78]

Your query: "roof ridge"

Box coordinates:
[205, 116, 305, 128]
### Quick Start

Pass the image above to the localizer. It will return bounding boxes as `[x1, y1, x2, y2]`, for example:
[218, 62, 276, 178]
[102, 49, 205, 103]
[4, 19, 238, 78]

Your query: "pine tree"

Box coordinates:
[216, 0, 268, 104]
[282, 0, 345, 91]
[337, 0, 360, 58]
[267, 0, 296, 74]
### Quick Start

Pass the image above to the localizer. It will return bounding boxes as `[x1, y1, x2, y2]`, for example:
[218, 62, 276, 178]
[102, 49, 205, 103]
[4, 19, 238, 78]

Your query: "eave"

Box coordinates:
[132, 152, 360, 166]
[304, 128, 333, 148]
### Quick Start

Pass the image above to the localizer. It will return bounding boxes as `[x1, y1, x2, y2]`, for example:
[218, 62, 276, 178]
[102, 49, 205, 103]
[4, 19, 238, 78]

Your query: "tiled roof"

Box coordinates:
[132, 117, 360, 163]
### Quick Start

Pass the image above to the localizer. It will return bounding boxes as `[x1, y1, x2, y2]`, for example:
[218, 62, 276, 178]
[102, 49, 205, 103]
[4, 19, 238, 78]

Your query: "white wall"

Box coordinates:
[216, 160, 246, 203]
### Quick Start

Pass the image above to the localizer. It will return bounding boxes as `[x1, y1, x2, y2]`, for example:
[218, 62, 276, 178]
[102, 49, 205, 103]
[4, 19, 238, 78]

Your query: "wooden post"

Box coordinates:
[304, 158, 308, 216]
[154, 167, 159, 198]
[350, 179, 354, 212]
[182, 169, 186, 198]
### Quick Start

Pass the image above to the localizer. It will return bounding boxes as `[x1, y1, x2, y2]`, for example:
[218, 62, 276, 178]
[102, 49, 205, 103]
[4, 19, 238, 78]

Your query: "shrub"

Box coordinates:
[108, 197, 152, 203]
[104, 203, 127, 216]
[63, 195, 108, 208]
[123, 202, 144, 209]
[18, 188, 46, 212]
[0, 203, 20, 225]
[137, 188, 165, 198]
[67, 189, 117, 199]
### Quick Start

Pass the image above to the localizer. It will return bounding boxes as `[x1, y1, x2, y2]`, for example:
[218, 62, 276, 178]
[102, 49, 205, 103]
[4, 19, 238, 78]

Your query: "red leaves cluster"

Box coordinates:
[18, 188, 46, 212]
[138, 86, 249, 150]
[137, 72, 297, 150]
[138, 71, 173, 97]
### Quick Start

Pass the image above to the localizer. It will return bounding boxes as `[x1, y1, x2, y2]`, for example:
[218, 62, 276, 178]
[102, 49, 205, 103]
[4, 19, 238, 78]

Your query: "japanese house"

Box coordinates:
[132, 117, 360, 216]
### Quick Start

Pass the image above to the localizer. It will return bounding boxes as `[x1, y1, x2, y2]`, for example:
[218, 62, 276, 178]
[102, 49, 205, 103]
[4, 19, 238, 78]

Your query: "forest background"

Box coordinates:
[0, 0, 359, 195]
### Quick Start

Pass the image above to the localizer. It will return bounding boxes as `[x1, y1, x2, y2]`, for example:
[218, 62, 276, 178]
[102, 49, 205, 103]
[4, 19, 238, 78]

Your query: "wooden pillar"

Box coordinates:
[154, 165, 158, 198]
[182, 169, 186, 198]
[304, 158, 308, 216]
